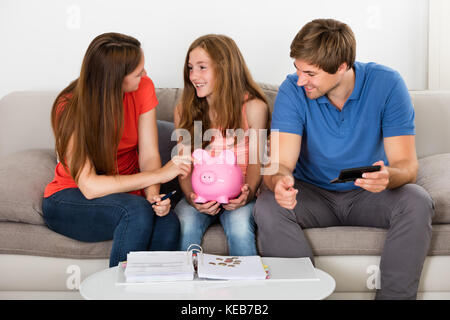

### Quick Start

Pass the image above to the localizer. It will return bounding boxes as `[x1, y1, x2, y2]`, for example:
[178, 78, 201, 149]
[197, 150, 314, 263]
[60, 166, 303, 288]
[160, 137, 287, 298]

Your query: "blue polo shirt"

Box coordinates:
[271, 61, 415, 191]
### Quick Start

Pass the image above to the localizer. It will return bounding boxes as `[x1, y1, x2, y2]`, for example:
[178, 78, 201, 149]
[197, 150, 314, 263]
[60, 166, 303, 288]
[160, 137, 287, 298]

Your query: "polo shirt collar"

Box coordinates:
[316, 61, 364, 104]
[347, 61, 363, 101]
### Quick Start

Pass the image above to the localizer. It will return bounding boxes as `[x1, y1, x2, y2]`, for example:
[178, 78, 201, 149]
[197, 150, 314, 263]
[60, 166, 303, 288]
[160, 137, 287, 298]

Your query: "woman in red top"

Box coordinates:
[42, 33, 191, 267]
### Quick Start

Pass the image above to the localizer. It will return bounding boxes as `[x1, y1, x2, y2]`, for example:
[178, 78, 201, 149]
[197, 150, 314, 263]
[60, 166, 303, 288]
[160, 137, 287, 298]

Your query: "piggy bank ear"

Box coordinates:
[192, 149, 210, 164]
[222, 149, 236, 165]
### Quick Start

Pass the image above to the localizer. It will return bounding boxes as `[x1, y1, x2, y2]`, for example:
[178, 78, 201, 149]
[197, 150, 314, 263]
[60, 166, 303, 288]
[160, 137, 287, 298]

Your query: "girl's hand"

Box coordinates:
[148, 194, 171, 217]
[188, 192, 221, 216]
[222, 184, 251, 211]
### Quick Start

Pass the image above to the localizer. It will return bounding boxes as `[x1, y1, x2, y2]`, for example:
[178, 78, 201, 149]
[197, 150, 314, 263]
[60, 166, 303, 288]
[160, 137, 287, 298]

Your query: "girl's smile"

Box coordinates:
[188, 47, 216, 103]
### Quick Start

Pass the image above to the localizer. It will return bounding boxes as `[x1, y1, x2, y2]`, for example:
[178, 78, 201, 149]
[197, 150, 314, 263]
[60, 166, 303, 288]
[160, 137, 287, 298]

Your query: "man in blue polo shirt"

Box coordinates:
[254, 19, 434, 300]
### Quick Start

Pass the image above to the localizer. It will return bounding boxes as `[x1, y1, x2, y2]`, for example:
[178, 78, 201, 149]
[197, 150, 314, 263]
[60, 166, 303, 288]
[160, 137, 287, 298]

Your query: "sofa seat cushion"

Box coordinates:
[209, 224, 450, 256]
[304, 225, 450, 256]
[0, 222, 111, 259]
[1, 221, 449, 259]
[0, 149, 55, 225]
[416, 153, 450, 224]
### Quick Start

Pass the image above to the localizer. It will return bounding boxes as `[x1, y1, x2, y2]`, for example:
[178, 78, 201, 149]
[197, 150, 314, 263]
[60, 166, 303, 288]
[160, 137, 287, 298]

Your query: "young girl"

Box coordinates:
[174, 34, 269, 256]
[42, 33, 191, 267]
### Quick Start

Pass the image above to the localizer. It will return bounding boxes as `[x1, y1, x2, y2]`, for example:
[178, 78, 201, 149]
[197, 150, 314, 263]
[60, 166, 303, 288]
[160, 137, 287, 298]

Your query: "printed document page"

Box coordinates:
[197, 254, 267, 280]
[124, 251, 194, 282]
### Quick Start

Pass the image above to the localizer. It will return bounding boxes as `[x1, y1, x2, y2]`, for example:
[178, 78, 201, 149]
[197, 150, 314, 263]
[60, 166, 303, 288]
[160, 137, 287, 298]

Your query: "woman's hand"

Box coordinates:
[188, 192, 221, 216]
[222, 184, 251, 211]
[158, 155, 192, 183]
[148, 194, 171, 217]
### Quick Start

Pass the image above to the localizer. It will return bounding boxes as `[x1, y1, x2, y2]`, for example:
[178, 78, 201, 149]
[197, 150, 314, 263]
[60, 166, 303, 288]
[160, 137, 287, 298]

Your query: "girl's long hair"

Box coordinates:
[178, 34, 268, 149]
[51, 32, 142, 182]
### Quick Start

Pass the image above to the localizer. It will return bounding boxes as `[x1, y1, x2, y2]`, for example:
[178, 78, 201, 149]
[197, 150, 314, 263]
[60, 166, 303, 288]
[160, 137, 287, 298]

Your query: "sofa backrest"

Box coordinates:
[410, 91, 450, 158]
[0, 88, 448, 159]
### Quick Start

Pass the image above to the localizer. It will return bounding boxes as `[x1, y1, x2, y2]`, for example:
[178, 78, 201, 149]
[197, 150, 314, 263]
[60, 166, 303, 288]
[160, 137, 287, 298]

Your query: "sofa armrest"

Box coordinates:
[416, 153, 450, 224]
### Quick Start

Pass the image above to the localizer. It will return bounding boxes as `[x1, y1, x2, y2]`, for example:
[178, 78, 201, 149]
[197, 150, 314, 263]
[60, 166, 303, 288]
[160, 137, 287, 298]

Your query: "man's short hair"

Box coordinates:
[290, 19, 356, 74]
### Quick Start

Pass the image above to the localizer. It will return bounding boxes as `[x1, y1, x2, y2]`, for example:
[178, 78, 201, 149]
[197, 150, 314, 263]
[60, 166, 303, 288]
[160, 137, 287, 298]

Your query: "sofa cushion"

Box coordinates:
[258, 83, 279, 113]
[155, 88, 182, 123]
[0, 222, 111, 259]
[0, 149, 56, 225]
[416, 153, 450, 224]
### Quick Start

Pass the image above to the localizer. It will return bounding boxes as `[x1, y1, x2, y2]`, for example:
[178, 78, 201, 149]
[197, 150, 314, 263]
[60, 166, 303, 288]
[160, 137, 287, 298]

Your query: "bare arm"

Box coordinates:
[76, 155, 171, 200]
[138, 108, 162, 198]
[263, 132, 301, 192]
[243, 99, 269, 200]
[78, 161, 169, 199]
[355, 135, 418, 192]
[69, 135, 190, 200]
[262, 131, 302, 209]
[384, 135, 418, 188]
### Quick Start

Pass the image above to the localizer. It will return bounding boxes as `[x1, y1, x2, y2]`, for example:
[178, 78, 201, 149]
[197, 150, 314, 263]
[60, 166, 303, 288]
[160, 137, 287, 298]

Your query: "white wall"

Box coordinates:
[0, 0, 429, 100]
[429, 0, 450, 90]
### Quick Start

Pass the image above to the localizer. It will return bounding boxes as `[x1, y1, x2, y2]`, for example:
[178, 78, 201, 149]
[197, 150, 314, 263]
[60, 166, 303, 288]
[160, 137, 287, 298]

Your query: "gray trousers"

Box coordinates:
[253, 180, 434, 300]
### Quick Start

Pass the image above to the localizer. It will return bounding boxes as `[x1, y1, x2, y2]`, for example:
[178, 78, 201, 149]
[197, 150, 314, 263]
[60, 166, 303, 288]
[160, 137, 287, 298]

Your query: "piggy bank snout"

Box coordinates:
[200, 171, 216, 184]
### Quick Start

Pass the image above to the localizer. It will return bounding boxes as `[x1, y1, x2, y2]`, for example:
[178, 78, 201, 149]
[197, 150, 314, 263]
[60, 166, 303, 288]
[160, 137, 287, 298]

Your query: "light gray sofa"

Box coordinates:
[0, 86, 449, 299]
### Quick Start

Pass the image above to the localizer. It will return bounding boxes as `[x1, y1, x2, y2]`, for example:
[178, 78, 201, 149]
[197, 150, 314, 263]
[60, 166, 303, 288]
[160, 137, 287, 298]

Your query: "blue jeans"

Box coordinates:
[42, 188, 180, 267]
[174, 197, 257, 256]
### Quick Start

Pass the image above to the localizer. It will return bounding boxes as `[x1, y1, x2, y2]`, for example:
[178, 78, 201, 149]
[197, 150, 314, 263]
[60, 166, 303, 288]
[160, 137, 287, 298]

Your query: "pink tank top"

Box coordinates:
[207, 102, 250, 178]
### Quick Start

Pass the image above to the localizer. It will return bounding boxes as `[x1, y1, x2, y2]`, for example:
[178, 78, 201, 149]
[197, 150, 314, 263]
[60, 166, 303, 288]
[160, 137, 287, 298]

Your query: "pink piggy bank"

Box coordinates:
[191, 149, 243, 204]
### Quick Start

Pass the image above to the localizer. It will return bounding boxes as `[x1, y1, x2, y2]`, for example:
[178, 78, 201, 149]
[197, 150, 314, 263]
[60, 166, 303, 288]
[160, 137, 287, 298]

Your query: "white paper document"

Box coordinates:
[118, 250, 318, 285]
[124, 251, 194, 283]
[262, 257, 319, 281]
[197, 254, 267, 280]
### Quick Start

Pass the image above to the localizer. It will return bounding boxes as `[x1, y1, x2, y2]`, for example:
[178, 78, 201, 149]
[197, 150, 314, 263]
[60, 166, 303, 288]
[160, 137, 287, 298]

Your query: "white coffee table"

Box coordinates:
[80, 257, 335, 300]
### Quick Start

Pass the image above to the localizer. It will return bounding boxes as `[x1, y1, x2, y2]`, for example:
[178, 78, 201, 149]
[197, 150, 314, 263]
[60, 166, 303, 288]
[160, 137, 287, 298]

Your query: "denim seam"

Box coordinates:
[113, 209, 130, 266]
[46, 195, 133, 213]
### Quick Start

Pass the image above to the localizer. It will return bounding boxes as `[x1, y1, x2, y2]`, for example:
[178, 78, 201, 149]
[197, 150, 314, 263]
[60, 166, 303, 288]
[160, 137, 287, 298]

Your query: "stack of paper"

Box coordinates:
[124, 251, 194, 283]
